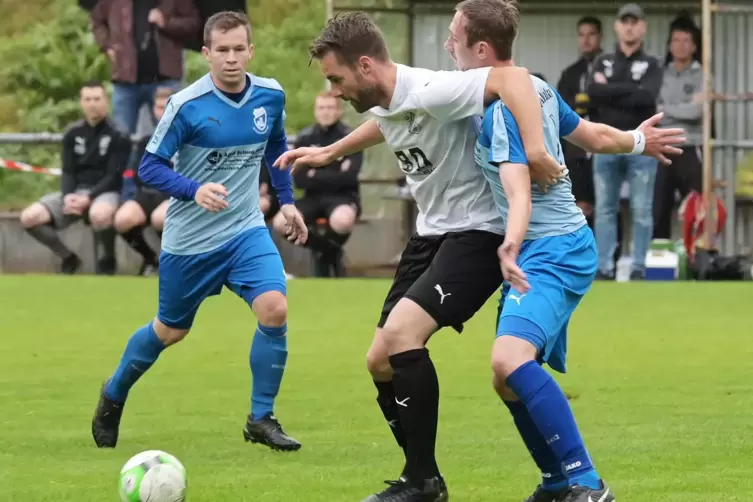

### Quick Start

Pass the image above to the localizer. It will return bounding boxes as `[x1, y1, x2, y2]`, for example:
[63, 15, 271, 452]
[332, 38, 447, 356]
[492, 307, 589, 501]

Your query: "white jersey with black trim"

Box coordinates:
[367, 64, 505, 236]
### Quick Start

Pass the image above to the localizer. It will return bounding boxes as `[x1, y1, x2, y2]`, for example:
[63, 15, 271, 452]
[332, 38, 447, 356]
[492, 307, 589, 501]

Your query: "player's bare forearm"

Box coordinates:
[499, 163, 532, 246]
[324, 119, 384, 161]
[565, 120, 634, 154]
[485, 67, 548, 162]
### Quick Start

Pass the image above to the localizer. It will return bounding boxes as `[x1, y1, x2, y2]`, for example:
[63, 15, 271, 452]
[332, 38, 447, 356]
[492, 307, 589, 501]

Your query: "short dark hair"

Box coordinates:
[203, 11, 251, 48]
[309, 12, 390, 67]
[455, 0, 519, 61]
[577, 16, 602, 34]
[81, 80, 104, 91]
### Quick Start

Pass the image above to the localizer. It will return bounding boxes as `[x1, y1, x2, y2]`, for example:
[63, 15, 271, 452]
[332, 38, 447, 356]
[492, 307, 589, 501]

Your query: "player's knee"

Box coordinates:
[89, 203, 116, 230]
[381, 299, 437, 353]
[366, 333, 392, 378]
[380, 321, 424, 354]
[152, 318, 190, 346]
[20, 204, 49, 229]
[492, 373, 519, 401]
[366, 351, 392, 378]
[491, 335, 538, 380]
[328, 205, 357, 234]
[252, 291, 288, 327]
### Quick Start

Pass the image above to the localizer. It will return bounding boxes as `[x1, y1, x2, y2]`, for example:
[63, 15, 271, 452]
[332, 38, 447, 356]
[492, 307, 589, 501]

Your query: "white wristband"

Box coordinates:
[629, 130, 646, 155]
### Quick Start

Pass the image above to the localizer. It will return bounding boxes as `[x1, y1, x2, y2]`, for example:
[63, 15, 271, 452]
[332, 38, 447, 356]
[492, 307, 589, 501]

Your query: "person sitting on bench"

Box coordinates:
[272, 90, 362, 277]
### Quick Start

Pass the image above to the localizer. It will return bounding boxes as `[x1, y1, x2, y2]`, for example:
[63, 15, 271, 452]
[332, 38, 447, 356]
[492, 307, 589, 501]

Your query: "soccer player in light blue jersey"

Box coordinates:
[446, 1, 686, 501]
[92, 11, 308, 452]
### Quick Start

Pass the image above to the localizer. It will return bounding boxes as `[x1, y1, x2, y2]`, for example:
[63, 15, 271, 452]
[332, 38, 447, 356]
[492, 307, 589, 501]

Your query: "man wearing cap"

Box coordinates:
[588, 3, 663, 280]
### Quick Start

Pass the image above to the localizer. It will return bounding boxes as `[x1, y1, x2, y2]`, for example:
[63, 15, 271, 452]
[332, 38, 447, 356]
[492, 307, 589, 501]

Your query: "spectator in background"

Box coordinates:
[588, 3, 663, 280]
[113, 86, 174, 276]
[557, 16, 603, 227]
[653, 16, 703, 239]
[90, 0, 199, 135]
[273, 91, 363, 277]
[19, 81, 130, 275]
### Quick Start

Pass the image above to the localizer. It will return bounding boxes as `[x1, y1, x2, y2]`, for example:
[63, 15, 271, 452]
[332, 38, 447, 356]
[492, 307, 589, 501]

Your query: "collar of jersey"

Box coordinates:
[207, 72, 254, 109]
[369, 64, 409, 116]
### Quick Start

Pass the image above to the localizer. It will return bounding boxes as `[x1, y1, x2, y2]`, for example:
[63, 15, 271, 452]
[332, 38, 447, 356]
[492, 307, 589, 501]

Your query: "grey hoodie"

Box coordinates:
[658, 60, 704, 146]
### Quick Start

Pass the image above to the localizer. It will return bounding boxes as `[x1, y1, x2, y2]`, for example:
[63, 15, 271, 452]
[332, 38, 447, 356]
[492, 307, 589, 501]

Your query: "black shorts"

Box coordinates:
[378, 230, 505, 333]
[296, 194, 361, 224]
[568, 157, 595, 205]
[132, 189, 168, 224]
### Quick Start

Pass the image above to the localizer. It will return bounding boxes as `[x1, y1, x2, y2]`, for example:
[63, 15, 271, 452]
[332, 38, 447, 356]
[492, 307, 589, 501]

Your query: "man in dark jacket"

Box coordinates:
[19, 81, 131, 274]
[272, 91, 363, 277]
[588, 3, 663, 280]
[91, 0, 199, 135]
[557, 16, 603, 225]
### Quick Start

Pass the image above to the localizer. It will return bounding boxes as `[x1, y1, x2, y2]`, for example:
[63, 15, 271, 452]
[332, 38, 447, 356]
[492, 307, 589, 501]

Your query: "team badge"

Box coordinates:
[405, 112, 422, 134]
[253, 107, 268, 134]
[99, 135, 111, 155]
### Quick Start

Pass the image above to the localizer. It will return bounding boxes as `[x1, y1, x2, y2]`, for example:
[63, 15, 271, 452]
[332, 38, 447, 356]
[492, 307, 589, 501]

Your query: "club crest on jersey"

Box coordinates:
[253, 107, 268, 133]
[99, 135, 111, 156]
[404, 112, 422, 135]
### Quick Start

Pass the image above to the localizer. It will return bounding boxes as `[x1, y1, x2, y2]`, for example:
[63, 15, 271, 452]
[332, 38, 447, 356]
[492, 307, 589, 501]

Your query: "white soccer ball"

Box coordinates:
[119, 450, 187, 502]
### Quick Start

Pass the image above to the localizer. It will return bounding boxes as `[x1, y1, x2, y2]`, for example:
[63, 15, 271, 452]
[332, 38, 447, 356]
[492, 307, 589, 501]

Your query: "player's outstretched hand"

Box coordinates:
[527, 151, 568, 193]
[273, 147, 334, 173]
[498, 241, 530, 293]
[195, 183, 229, 212]
[638, 112, 686, 165]
[280, 204, 308, 245]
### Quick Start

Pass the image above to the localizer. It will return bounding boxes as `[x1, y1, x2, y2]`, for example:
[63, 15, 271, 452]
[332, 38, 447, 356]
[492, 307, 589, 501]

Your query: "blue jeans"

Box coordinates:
[111, 80, 181, 134]
[592, 154, 657, 274]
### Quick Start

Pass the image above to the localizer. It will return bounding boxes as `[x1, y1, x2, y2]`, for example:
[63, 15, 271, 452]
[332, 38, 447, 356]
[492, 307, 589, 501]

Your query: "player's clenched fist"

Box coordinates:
[194, 182, 229, 212]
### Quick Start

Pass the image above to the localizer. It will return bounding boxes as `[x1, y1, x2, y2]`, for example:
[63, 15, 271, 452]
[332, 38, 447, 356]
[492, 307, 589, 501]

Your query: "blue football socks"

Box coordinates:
[250, 323, 288, 421]
[504, 399, 567, 492]
[105, 322, 165, 403]
[506, 361, 601, 490]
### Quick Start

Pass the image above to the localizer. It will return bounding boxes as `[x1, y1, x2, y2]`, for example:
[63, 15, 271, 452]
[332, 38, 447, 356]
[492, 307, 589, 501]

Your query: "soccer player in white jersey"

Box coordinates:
[445, 1, 685, 501]
[275, 12, 567, 502]
[91, 12, 308, 452]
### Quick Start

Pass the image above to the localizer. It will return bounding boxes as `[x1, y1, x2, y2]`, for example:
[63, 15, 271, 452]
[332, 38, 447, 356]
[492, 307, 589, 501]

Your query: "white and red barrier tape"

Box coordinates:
[0, 157, 61, 176]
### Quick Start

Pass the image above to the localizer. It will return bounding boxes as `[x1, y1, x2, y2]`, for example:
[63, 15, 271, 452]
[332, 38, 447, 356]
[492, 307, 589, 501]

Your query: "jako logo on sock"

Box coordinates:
[565, 461, 582, 472]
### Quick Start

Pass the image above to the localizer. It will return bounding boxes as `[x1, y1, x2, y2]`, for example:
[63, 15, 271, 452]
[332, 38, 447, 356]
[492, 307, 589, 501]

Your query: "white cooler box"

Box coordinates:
[644, 249, 679, 280]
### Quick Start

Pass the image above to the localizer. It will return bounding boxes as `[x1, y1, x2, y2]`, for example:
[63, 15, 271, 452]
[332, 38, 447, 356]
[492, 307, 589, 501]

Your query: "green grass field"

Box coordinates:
[1, 276, 752, 501]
